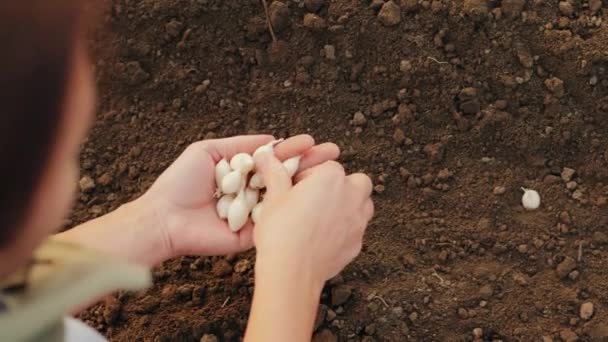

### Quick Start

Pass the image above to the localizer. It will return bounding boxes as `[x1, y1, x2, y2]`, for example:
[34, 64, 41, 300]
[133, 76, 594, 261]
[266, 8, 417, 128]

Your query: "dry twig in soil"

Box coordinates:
[261, 0, 277, 42]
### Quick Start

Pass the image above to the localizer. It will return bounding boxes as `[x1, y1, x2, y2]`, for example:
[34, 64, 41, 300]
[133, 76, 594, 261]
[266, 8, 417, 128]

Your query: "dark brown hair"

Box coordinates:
[0, 1, 85, 246]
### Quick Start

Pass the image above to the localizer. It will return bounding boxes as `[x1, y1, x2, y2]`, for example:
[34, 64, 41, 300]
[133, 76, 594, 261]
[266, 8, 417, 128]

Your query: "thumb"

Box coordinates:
[254, 151, 291, 200]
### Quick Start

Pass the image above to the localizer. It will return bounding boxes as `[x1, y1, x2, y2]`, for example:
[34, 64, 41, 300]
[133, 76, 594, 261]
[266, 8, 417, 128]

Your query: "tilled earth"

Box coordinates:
[75, 0, 608, 341]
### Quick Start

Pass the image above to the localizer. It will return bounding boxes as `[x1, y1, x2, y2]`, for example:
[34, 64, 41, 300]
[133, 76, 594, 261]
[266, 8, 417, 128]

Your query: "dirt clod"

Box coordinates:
[331, 285, 352, 306]
[556, 257, 577, 279]
[304, 0, 326, 13]
[378, 1, 401, 26]
[303, 14, 327, 31]
[269, 1, 290, 33]
[580, 302, 594, 320]
[79, 176, 95, 193]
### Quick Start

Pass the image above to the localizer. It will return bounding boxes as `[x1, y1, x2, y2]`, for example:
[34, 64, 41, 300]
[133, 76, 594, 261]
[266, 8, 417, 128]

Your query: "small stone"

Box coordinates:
[200, 334, 218, 342]
[212, 259, 233, 277]
[513, 272, 529, 286]
[409, 311, 418, 321]
[326, 309, 337, 321]
[269, 1, 291, 33]
[572, 190, 584, 201]
[353, 111, 367, 126]
[559, 211, 572, 224]
[303, 13, 327, 31]
[559, 1, 574, 16]
[580, 302, 594, 320]
[400, 60, 412, 73]
[393, 128, 406, 144]
[458, 307, 469, 319]
[545, 77, 565, 98]
[324, 45, 336, 60]
[463, 0, 489, 19]
[561, 167, 576, 182]
[312, 329, 337, 342]
[374, 184, 385, 193]
[97, 173, 113, 186]
[478, 285, 494, 299]
[234, 259, 251, 273]
[176, 285, 193, 300]
[501, 0, 525, 17]
[493, 186, 506, 195]
[165, 19, 183, 38]
[79, 176, 96, 192]
[590, 0, 602, 13]
[542, 336, 553, 342]
[517, 244, 529, 254]
[559, 329, 578, 342]
[304, 0, 326, 12]
[378, 1, 401, 26]
[473, 328, 483, 339]
[556, 257, 577, 279]
[331, 285, 352, 306]
[392, 306, 404, 317]
[566, 181, 578, 190]
[569, 270, 580, 281]
[437, 169, 452, 181]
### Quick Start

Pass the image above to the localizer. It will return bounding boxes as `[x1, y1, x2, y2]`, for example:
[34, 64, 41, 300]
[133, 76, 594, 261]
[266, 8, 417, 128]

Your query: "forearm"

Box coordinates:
[55, 199, 170, 267]
[245, 254, 323, 342]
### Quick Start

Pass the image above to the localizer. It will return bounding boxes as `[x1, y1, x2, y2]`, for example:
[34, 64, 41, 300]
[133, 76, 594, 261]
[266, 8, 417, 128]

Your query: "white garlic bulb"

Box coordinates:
[214, 159, 232, 190]
[283, 156, 302, 178]
[251, 202, 264, 224]
[249, 172, 264, 189]
[228, 188, 251, 232]
[216, 194, 235, 219]
[244, 187, 259, 210]
[221, 170, 245, 194]
[230, 153, 254, 174]
[252, 139, 284, 159]
[521, 188, 541, 210]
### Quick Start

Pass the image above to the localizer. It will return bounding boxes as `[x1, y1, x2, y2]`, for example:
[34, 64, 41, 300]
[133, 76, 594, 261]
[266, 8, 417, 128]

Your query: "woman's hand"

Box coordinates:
[245, 152, 373, 341]
[141, 134, 340, 260]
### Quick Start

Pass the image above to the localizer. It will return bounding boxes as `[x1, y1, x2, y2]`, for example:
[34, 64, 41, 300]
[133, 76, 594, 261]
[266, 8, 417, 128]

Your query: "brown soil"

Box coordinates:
[74, 0, 608, 341]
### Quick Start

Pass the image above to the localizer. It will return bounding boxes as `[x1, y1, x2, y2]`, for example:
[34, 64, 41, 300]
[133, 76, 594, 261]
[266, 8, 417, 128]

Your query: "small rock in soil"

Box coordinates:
[165, 19, 183, 38]
[561, 167, 575, 182]
[270, 1, 291, 33]
[79, 176, 95, 193]
[559, 329, 578, 342]
[559, 1, 574, 17]
[304, 0, 326, 12]
[200, 334, 218, 342]
[378, 1, 401, 26]
[400, 60, 413, 73]
[590, 0, 602, 13]
[593, 231, 608, 245]
[303, 13, 327, 31]
[463, 0, 489, 19]
[580, 302, 594, 320]
[478, 285, 494, 299]
[501, 0, 525, 17]
[97, 172, 113, 186]
[423, 143, 445, 163]
[326, 309, 337, 321]
[212, 259, 233, 277]
[401, 0, 419, 13]
[312, 329, 337, 342]
[545, 77, 565, 98]
[352, 111, 367, 126]
[324, 45, 336, 60]
[559, 211, 572, 224]
[556, 257, 577, 279]
[331, 285, 352, 306]
[473, 328, 483, 339]
[393, 128, 406, 144]
[493, 186, 506, 195]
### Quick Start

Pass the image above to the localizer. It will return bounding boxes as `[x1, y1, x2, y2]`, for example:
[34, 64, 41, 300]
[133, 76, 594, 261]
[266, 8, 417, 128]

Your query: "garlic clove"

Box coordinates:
[227, 190, 251, 232]
[215, 158, 232, 191]
[521, 187, 541, 210]
[244, 187, 260, 210]
[216, 194, 235, 219]
[230, 153, 255, 174]
[252, 139, 284, 160]
[251, 201, 264, 224]
[249, 172, 265, 189]
[283, 155, 302, 178]
[221, 170, 245, 194]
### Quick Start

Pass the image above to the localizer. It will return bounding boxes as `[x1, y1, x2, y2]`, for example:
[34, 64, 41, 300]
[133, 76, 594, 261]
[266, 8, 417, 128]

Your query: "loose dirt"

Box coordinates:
[75, 0, 608, 341]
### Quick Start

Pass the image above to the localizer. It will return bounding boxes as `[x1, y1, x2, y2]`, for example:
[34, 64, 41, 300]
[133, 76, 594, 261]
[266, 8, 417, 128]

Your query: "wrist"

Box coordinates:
[255, 249, 325, 294]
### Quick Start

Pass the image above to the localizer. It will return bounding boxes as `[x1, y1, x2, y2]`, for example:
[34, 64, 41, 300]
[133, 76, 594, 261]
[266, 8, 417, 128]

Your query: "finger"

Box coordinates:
[273, 134, 315, 161]
[298, 143, 341, 171]
[347, 173, 374, 202]
[202, 135, 275, 162]
[254, 151, 292, 200]
[293, 160, 345, 184]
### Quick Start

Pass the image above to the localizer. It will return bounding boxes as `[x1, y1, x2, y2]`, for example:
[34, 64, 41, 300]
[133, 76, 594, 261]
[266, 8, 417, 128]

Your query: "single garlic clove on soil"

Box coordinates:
[228, 190, 251, 232]
[249, 172, 265, 189]
[283, 155, 302, 178]
[251, 202, 264, 224]
[221, 170, 245, 194]
[244, 187, 260, 210]
[215, 158, 232, 190]
[521, 187, 541, 210]
[216, 194, 235, 219]
[230, 153, 255, 174]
